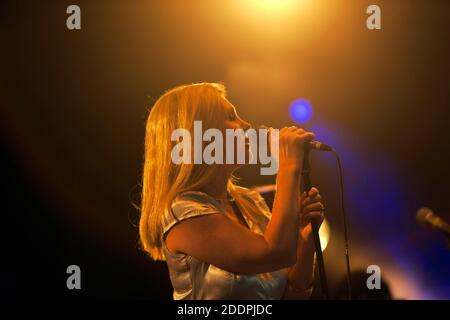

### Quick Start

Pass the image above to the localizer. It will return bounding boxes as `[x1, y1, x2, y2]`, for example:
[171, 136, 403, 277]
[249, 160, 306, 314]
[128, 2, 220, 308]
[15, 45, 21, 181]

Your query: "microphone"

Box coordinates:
[308, 141, 334, 152]
[257, 125, 334, 152]
[416, 207, 450, 238]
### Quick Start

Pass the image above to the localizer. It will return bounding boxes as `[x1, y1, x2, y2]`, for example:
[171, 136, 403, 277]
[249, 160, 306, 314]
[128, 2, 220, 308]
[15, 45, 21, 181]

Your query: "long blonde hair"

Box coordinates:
[139, 82, 263, 261]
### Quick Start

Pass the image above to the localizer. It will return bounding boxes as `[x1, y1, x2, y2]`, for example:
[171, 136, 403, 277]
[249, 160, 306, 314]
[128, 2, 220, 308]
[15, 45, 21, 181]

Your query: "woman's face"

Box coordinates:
[221, 99, 252, 167]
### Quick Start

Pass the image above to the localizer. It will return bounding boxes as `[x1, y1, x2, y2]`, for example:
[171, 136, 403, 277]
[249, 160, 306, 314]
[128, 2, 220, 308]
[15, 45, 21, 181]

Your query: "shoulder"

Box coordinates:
[171, 191, 222, 214]
[162, 191, 223, 237]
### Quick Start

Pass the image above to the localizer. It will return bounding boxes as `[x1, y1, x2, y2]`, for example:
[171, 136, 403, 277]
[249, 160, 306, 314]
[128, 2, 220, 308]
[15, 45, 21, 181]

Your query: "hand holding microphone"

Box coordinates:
[258, 125, 333, 154]
[277, 126, 315, 171]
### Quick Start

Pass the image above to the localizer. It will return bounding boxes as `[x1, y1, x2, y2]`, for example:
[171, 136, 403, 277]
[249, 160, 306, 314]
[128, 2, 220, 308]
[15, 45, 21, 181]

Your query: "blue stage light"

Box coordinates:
[289, 98, 313, 123]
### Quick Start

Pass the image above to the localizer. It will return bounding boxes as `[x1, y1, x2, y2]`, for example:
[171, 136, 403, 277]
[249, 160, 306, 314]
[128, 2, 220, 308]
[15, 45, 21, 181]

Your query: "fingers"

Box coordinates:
[302, 201, 324, 213]
[301, 187, 322, 206]
[278, 126, 315, 168]
[301, 187, 319, 199]
[308, 187, 319, 198]
[302, 195, 322, 207]
[302, 211, 325, 224]
[297, 131, 315, 143]
[299, 187, 325, 228]
[285, 126, 303, 133]
[301, 187, 324, 218]
[281, 126, 315, 143]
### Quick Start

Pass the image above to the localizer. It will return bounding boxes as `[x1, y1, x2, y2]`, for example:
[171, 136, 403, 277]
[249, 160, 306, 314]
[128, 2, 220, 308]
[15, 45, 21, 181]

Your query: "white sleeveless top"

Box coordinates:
[161, 188, 288, 300]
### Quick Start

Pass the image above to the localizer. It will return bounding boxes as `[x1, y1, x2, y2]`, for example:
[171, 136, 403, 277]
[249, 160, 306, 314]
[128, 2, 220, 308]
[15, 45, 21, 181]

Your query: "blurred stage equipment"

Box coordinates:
[416, 207, 450, 239]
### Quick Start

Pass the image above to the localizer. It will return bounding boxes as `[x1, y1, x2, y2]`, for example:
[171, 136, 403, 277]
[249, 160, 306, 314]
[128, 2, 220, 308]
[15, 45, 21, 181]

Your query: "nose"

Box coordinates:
[241, 119, 251, 131]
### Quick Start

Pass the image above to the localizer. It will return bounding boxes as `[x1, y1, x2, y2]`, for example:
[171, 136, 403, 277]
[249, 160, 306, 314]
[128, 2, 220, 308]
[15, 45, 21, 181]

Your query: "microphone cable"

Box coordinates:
[330, 148, 352, 300]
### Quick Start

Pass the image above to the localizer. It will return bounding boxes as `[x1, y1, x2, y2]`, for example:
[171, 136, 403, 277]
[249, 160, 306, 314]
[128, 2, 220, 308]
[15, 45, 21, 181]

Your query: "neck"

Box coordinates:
[201, 166, 234, 200]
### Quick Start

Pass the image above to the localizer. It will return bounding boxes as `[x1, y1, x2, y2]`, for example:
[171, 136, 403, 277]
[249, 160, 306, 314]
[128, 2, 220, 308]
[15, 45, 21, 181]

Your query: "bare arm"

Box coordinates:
[283, 235, 316, 299]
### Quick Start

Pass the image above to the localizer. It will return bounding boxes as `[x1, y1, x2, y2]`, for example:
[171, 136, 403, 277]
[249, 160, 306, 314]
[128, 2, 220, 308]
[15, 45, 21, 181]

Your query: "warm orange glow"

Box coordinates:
[240, 0, 309, 22]
[319, 218, 330, 251]
[241, 0, 320, 18]
[247, 0, 299, 11]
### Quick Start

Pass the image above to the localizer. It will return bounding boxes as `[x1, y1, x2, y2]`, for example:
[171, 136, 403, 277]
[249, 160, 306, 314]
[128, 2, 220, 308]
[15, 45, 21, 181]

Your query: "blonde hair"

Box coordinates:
[139, 82, 263, 261]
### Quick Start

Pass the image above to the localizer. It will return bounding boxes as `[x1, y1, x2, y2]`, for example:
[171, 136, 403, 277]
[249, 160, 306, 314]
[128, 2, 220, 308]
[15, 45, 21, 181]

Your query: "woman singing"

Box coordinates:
[139, 83, 325, 299]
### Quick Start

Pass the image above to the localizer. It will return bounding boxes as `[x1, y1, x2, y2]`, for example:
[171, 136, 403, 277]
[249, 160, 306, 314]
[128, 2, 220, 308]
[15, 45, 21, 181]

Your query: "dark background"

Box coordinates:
[1, 0, 449, 299]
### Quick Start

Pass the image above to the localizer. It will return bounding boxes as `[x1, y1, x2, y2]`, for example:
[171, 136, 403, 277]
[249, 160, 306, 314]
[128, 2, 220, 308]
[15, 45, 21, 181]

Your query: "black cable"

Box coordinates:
[331, 149, 352, 300]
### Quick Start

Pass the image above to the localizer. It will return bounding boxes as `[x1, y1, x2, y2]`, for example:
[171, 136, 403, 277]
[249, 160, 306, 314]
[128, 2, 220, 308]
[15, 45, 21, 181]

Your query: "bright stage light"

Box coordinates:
[319, 218, 330, 251]
[289, 98, 313, 123]
[242, 0, 305, 18]
[249, 0, 298, 10]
